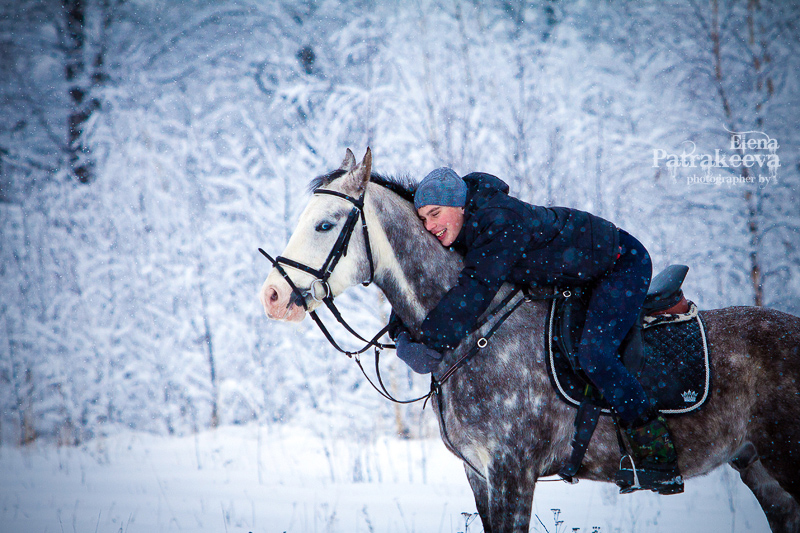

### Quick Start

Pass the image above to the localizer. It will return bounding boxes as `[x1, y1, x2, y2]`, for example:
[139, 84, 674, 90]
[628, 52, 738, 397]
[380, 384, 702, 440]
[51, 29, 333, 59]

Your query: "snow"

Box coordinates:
[0, 424, 769, 533]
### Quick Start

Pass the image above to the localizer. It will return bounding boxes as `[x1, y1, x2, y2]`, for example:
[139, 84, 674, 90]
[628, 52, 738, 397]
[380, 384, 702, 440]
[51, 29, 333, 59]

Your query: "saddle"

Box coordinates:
[549, 265, 711, 481]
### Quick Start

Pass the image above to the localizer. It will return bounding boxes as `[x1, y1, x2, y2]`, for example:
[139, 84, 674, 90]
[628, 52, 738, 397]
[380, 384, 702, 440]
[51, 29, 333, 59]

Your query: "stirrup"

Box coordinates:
[614, 455, 684, 495]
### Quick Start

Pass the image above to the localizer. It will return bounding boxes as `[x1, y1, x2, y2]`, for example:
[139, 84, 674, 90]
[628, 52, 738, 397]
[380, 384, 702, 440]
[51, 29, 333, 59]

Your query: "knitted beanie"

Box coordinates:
[414, 167, 468, 209]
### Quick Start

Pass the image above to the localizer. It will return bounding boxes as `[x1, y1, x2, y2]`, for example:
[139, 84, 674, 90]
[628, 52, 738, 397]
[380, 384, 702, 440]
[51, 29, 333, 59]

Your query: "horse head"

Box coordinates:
[260, 147, 462, 333]
[260, 148, 377, 322]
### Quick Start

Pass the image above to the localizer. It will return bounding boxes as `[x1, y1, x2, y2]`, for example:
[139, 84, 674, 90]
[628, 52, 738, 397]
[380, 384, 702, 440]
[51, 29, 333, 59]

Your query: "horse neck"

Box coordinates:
[365, 184, 463, 332]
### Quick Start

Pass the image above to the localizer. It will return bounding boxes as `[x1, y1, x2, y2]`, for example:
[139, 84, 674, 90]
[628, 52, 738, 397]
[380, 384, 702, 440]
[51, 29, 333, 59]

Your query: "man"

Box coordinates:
[393, 167, 682, 494]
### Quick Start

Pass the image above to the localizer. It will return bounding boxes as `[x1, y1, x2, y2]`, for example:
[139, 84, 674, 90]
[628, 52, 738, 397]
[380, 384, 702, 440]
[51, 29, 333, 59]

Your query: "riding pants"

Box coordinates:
[576, 229, 653, 425]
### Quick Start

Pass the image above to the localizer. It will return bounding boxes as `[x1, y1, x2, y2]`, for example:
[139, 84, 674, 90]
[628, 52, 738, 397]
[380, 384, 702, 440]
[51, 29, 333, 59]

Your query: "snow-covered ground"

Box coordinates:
[0, 424, 769, 533]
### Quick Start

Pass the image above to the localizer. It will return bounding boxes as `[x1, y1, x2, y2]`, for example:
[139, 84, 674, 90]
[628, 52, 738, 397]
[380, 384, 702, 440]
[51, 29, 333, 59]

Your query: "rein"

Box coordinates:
[433, 287, 569, 389]
[258, 184, 566, 411]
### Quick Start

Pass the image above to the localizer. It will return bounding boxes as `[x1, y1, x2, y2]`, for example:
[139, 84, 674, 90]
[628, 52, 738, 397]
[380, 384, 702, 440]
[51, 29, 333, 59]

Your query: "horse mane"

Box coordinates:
[308, 169, 417, 203]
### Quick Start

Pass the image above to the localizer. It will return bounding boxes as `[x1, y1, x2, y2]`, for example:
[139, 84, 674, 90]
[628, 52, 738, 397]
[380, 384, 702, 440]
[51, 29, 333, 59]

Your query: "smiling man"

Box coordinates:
[392, 165, 683, 495]
[415, 168, 467, 247]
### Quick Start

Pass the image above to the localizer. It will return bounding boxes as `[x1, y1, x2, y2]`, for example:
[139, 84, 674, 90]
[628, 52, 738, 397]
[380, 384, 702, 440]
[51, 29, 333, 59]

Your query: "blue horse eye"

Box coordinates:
[316, 221, 334, 232]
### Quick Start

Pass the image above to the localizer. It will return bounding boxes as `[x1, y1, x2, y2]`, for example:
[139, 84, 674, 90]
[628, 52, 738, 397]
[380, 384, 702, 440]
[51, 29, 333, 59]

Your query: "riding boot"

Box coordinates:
[614, 412, 684, 495]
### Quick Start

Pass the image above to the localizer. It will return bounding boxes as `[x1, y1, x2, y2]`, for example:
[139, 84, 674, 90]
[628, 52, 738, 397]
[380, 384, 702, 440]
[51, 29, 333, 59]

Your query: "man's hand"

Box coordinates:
[387, 310, 409, 341]
[395, 332, 443, 374]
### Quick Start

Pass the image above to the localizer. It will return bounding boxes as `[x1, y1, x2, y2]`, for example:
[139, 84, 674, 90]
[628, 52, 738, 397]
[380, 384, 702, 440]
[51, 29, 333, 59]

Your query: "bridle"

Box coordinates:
[258, 186, 395, 358]
[259, 185, 428, 403]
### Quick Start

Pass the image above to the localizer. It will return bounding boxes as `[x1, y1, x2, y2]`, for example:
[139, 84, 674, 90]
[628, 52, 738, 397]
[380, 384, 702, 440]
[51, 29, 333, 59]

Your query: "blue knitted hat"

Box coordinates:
[414, 167, 467, 210]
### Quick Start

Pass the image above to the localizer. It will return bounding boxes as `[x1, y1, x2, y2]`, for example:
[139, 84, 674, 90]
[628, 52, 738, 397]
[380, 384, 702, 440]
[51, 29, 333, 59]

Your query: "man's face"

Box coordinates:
[417, 204, 465, 247]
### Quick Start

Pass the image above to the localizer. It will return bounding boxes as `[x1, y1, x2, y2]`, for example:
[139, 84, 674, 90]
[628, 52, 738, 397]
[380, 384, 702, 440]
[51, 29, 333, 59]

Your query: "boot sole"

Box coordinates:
[615, 467, 684, 495]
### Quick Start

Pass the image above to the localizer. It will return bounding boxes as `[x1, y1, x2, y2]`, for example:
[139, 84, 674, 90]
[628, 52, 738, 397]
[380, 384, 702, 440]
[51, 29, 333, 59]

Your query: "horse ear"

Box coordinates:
[339, 148, 357, 172]
[343, 147, 372, 194]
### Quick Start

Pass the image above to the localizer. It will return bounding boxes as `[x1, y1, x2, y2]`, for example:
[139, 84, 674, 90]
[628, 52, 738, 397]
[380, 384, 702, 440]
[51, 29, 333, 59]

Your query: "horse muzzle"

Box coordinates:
[260, 277, 308, 322]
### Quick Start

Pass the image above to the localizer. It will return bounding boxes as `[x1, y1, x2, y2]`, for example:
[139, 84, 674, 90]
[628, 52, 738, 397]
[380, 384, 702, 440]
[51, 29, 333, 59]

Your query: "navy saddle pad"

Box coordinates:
[546, 299, 712, 415]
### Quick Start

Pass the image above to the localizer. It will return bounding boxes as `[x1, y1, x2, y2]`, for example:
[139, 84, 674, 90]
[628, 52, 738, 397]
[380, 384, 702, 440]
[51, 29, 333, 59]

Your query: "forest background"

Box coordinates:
[1, 0, 799, 450]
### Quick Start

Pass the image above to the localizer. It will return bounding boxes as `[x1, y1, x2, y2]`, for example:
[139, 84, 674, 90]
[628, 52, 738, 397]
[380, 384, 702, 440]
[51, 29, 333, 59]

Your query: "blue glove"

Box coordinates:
[395, 332, 443, 374]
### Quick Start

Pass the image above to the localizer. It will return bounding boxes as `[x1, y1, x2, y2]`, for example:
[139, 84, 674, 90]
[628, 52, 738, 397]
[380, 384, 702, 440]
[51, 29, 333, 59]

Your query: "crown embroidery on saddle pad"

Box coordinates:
[681, 390, 698, 403]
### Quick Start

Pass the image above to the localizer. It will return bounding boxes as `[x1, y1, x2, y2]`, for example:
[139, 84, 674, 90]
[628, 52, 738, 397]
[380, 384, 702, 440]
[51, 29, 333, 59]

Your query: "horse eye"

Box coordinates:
[315, 221, 334, 232]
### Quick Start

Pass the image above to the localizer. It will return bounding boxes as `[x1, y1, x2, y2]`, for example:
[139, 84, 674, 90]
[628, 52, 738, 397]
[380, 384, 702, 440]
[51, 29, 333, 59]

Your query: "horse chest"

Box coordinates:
[437, 362, 571, 472]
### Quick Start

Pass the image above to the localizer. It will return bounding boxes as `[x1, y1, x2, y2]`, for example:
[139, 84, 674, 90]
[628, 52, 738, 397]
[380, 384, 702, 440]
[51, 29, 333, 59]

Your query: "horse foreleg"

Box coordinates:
[483, 456, 536, 533]
[466, 467, 492, 533]
[731, 443, 800, 533]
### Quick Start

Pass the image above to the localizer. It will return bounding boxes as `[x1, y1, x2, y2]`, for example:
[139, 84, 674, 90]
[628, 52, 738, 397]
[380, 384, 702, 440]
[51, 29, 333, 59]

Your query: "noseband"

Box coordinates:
[259, 187, 391, 356]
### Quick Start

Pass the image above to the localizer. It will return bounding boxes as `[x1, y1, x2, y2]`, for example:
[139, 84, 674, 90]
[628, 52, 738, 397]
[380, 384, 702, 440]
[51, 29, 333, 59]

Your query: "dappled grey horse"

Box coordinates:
[260, 149, 800, 532]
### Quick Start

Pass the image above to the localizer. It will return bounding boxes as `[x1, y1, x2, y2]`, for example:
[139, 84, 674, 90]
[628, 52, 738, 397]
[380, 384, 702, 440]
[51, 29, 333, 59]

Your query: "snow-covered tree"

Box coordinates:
[1, 0, 798, 445]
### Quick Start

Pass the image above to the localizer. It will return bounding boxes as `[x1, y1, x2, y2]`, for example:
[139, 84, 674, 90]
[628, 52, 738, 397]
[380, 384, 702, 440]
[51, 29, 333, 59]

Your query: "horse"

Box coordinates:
[259, 148, 800, 533]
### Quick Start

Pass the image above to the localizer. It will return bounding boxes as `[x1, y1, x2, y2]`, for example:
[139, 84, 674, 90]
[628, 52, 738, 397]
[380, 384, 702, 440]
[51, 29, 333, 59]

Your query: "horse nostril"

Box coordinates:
[290, 291, 305, 309]
[268, 287, 279, 303]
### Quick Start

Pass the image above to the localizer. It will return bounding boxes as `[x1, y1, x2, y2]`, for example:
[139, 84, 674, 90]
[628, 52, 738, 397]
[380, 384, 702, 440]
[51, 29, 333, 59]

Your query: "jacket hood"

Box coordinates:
[462, 173, 510, 198]
[450, 173, 511, 252]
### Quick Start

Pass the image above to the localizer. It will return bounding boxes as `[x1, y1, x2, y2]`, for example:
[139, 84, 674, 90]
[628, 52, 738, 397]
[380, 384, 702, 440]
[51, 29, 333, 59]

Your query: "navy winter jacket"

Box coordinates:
[419, 173, 620, 351]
